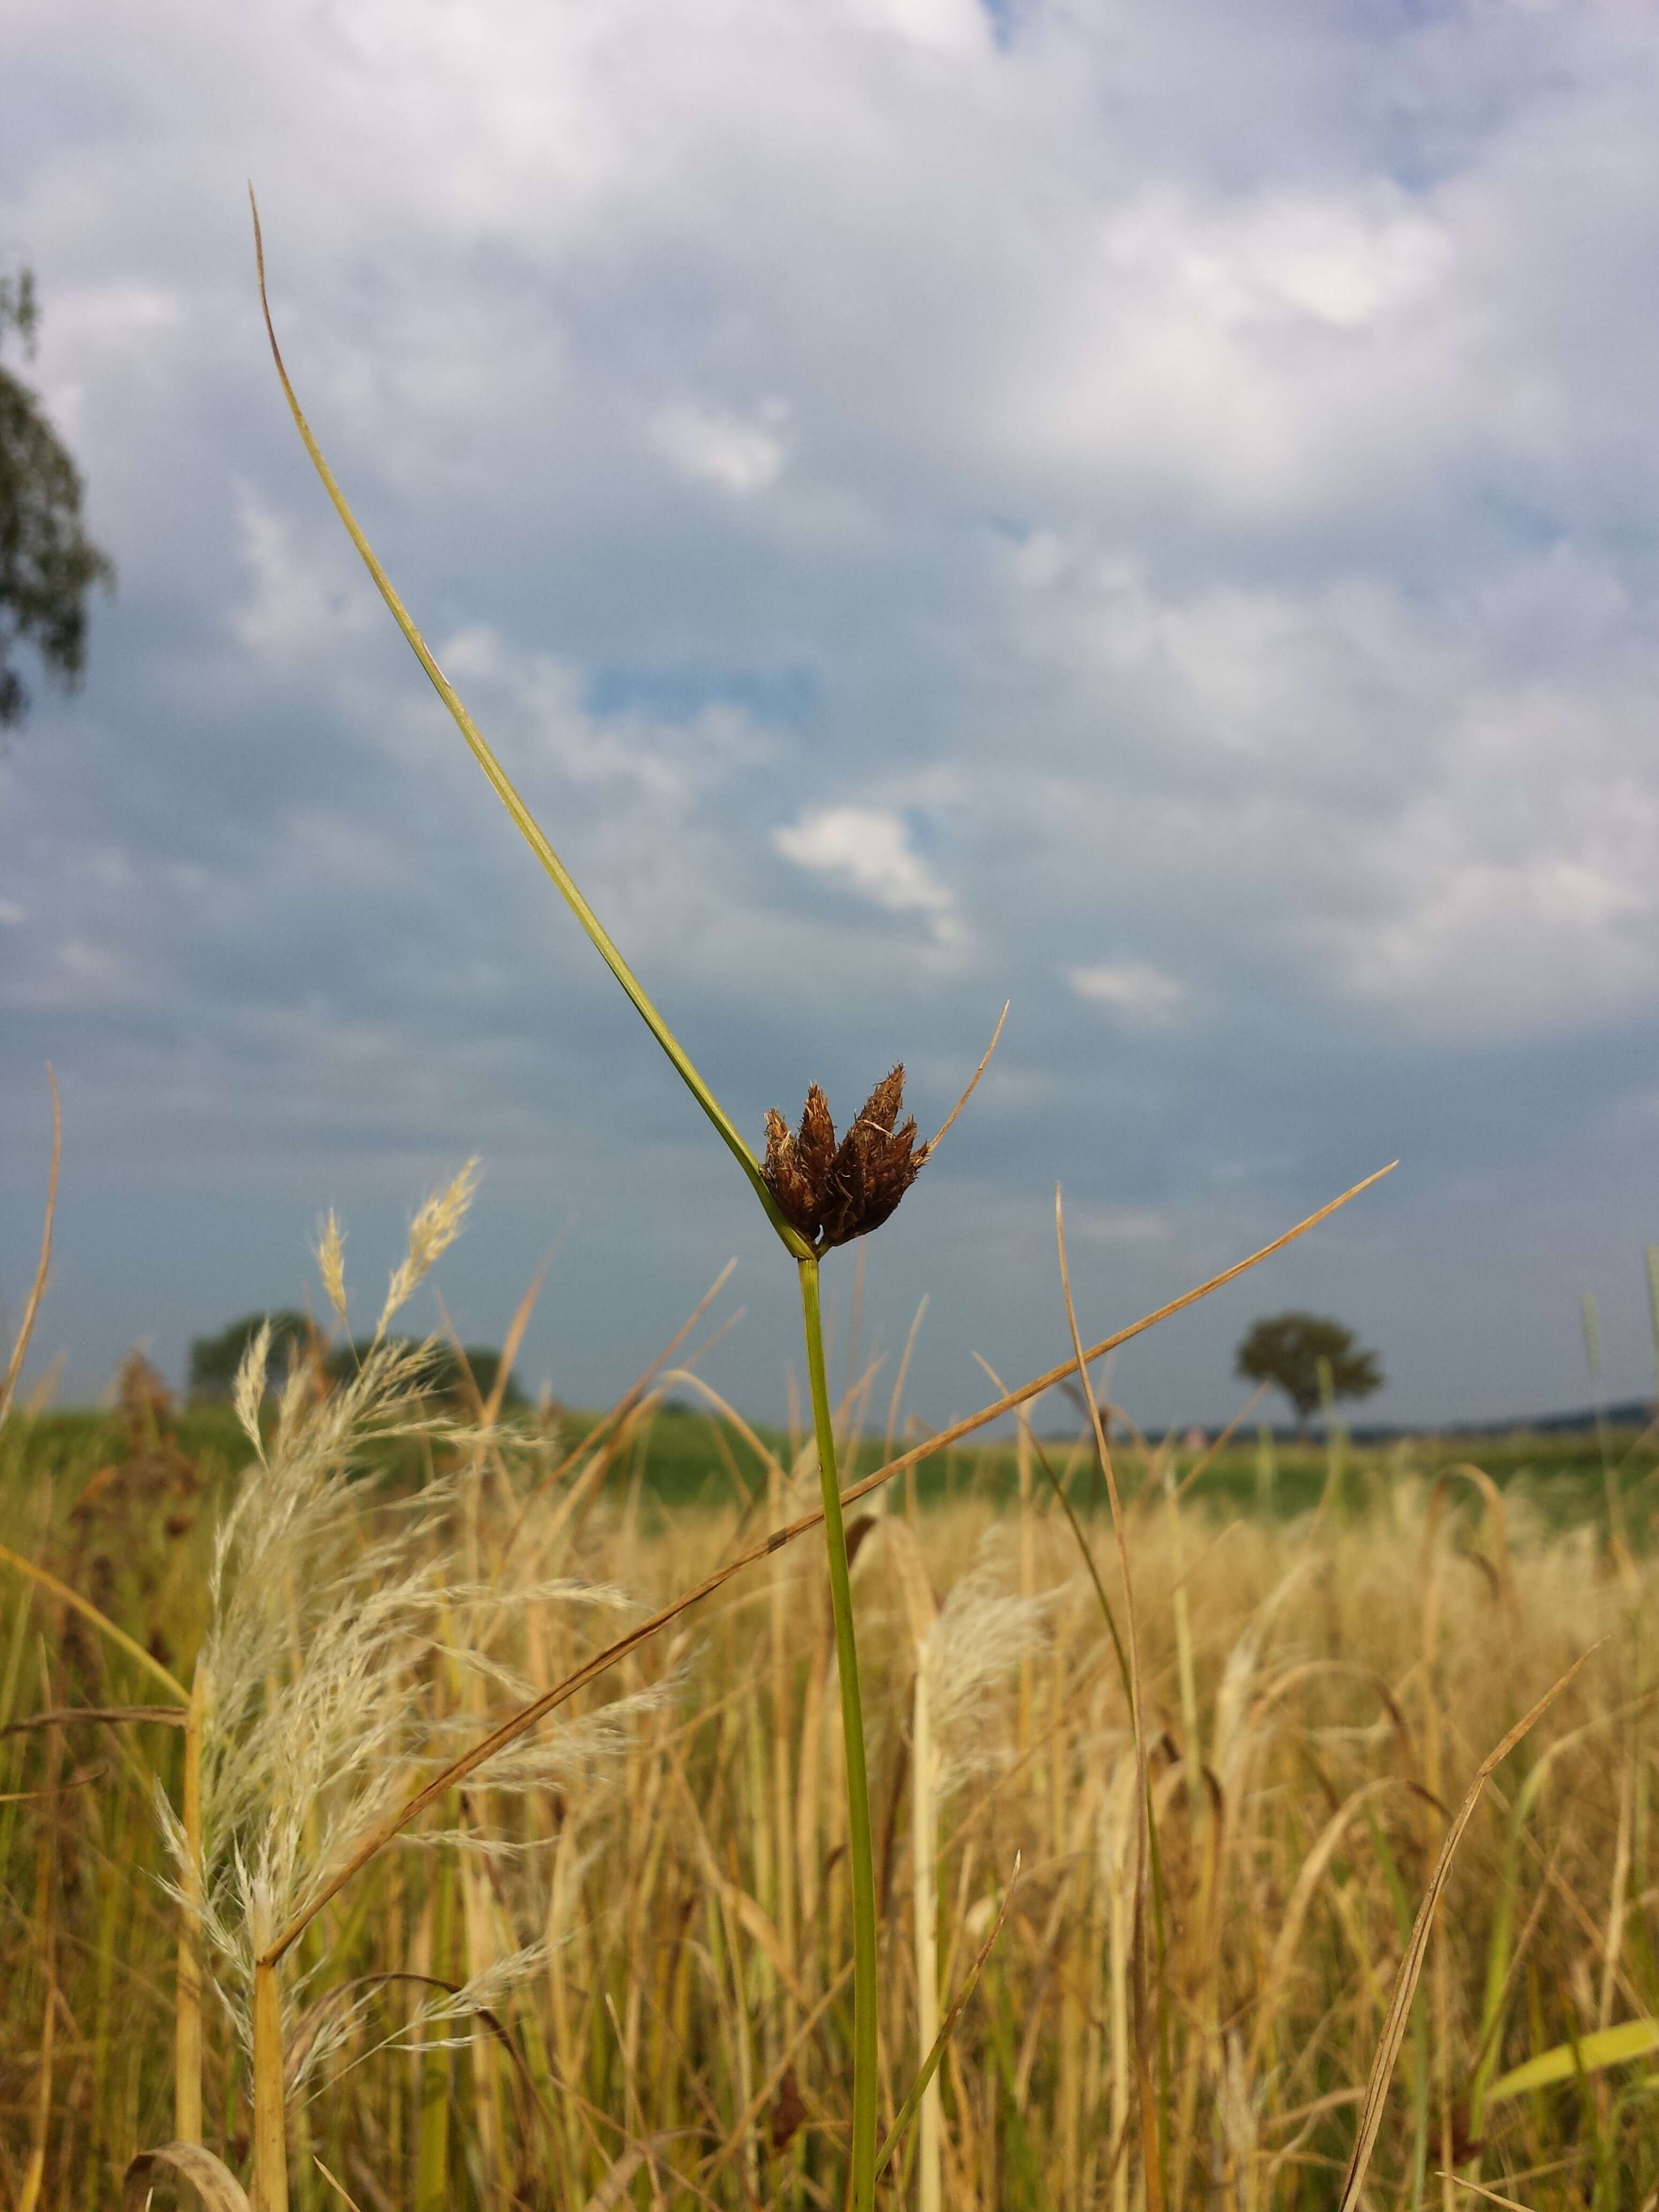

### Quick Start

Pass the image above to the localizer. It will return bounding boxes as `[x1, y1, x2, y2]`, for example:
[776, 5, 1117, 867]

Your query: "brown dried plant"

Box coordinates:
[761, 1066, 929, 1251]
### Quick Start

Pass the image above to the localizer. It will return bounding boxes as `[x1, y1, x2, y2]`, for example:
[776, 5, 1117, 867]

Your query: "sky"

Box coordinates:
[4, 0, 1659, 1433]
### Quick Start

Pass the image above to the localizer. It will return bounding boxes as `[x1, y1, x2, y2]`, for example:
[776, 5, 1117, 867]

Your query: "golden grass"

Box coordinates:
[3, 1327, 1656, 2210]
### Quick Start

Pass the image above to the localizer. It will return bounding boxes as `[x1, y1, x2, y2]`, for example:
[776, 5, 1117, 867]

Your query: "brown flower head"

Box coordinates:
[763, 1065, 929, 1251]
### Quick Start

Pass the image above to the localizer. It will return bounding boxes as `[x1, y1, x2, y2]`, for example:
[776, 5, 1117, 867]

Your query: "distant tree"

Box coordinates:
[0, 268, 115, 731]
[189, 1311, 310, 1399]
[191, 1314, 525, 1413]
[326, 1337, 525, 1413]
[1235, 1312, 1383, 1430]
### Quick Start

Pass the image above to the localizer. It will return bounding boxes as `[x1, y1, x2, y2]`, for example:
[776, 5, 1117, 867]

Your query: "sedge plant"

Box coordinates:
[248, 196, 1011, 2212]
[241, 198, 1470, 2210]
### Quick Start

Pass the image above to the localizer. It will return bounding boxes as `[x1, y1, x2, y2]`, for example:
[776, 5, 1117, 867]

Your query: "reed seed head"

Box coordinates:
[315, 1209, 348, 1329]
[762, 1065, 928, 1251]
[163, 1313, 659, 2083]
[377, 1157, 480, 1334]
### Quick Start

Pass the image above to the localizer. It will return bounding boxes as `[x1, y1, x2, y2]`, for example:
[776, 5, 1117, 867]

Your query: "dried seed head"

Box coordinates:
[761, 1066, 928, 1251]
[762, 1102, 825, 1240]
[797, 1085, 837, 1192]
[315, 1210, 348, 1329]
[378, 1158, 481, 1334]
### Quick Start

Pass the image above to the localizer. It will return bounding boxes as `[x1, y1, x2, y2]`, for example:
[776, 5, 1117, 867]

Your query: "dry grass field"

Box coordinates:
[3, 1279, 1656, 2211]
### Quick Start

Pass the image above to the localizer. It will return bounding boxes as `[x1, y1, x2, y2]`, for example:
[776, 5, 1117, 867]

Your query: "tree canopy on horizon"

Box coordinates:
[1235, 1311, 1384, 1429]
[188, 1310, 524, 1412]
[1, 267, 114, 731]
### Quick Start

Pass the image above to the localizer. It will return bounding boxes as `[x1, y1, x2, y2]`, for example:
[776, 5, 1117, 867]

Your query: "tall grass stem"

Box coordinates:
[0, 1544, 187, 1706]
[910, 1656, 940, 2212]
[1054, 1190, 1165, 2212]
[0, 1067, 58, 1434]
[251, 1944, 287, 2212]
[174, 1665, 205, 2143]
[798, 1256, 878, 2212]
[249, 195, 810, 1266]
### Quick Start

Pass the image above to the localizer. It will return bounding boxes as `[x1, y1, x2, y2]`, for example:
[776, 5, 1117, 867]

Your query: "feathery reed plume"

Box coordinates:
[378, 1160, 480, 1336]
[917, 1540, 1053, 1803]
[315, 1212, 348, 1332]
[153, 1187, 657, 2208]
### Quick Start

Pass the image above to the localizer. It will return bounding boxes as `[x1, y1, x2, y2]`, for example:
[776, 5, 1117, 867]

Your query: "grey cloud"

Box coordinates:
[4, 0, 1659, 1426]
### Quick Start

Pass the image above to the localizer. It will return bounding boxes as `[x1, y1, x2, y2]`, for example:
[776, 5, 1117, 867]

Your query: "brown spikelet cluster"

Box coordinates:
[762, 1065, 929, 1250]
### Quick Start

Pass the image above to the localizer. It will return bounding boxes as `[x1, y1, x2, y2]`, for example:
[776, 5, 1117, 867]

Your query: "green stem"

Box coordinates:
[798, 1256, 878, 2212]
[257, 200, 877, 2195]
[251, 195, 811, 1266]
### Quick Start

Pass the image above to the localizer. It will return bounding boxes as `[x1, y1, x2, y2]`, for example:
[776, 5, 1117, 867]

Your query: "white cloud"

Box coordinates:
[1067, 962, 1187, 1028]
[229, 489, 381, 663]
[1317, 771, 1659, 1041]
[989, 529, 1659, 1044]
[773, 805, 958, 941]
[847, 0, 988, 55]
[651, 398, 791, 498]
[0, 899, 24, 926]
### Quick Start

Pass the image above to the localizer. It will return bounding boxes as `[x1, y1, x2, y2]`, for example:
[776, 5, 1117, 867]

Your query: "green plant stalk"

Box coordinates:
[877, 1863, 1017, 2185]
[1466, 1747, 1560, 2141]
[1317, 1354, 1344, 1518]
[255, 198, 877, 2206]
[1254, 1422, 1275, 1515]
[0, 1543, 188, 1705]
[798, 1256, 879, 2212]
[251, 196, 810, 1267]
[1580, 1290, 1626, 1559]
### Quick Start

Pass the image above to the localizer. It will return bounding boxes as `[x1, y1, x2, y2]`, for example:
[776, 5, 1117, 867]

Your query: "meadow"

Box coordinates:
[3, 1271, 1657, 2211]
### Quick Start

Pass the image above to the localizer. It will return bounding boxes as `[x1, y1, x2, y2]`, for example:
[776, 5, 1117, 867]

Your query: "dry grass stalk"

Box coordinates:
[1055, 1187, 1164, 2211]
[176, 1663, 206, 2142]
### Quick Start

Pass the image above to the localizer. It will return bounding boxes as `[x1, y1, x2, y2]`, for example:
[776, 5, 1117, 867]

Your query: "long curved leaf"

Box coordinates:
[1487, 2017, 1659, 2103]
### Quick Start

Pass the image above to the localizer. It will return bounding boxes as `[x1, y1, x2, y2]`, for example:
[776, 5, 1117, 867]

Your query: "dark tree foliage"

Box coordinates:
[1235, 1311, 1384, 1427]
[189, 1311, 311, 1398]
[0, 268, 115, 730]
[190, 1313, 525, 1412]
[327, 1338, 527, 1413]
